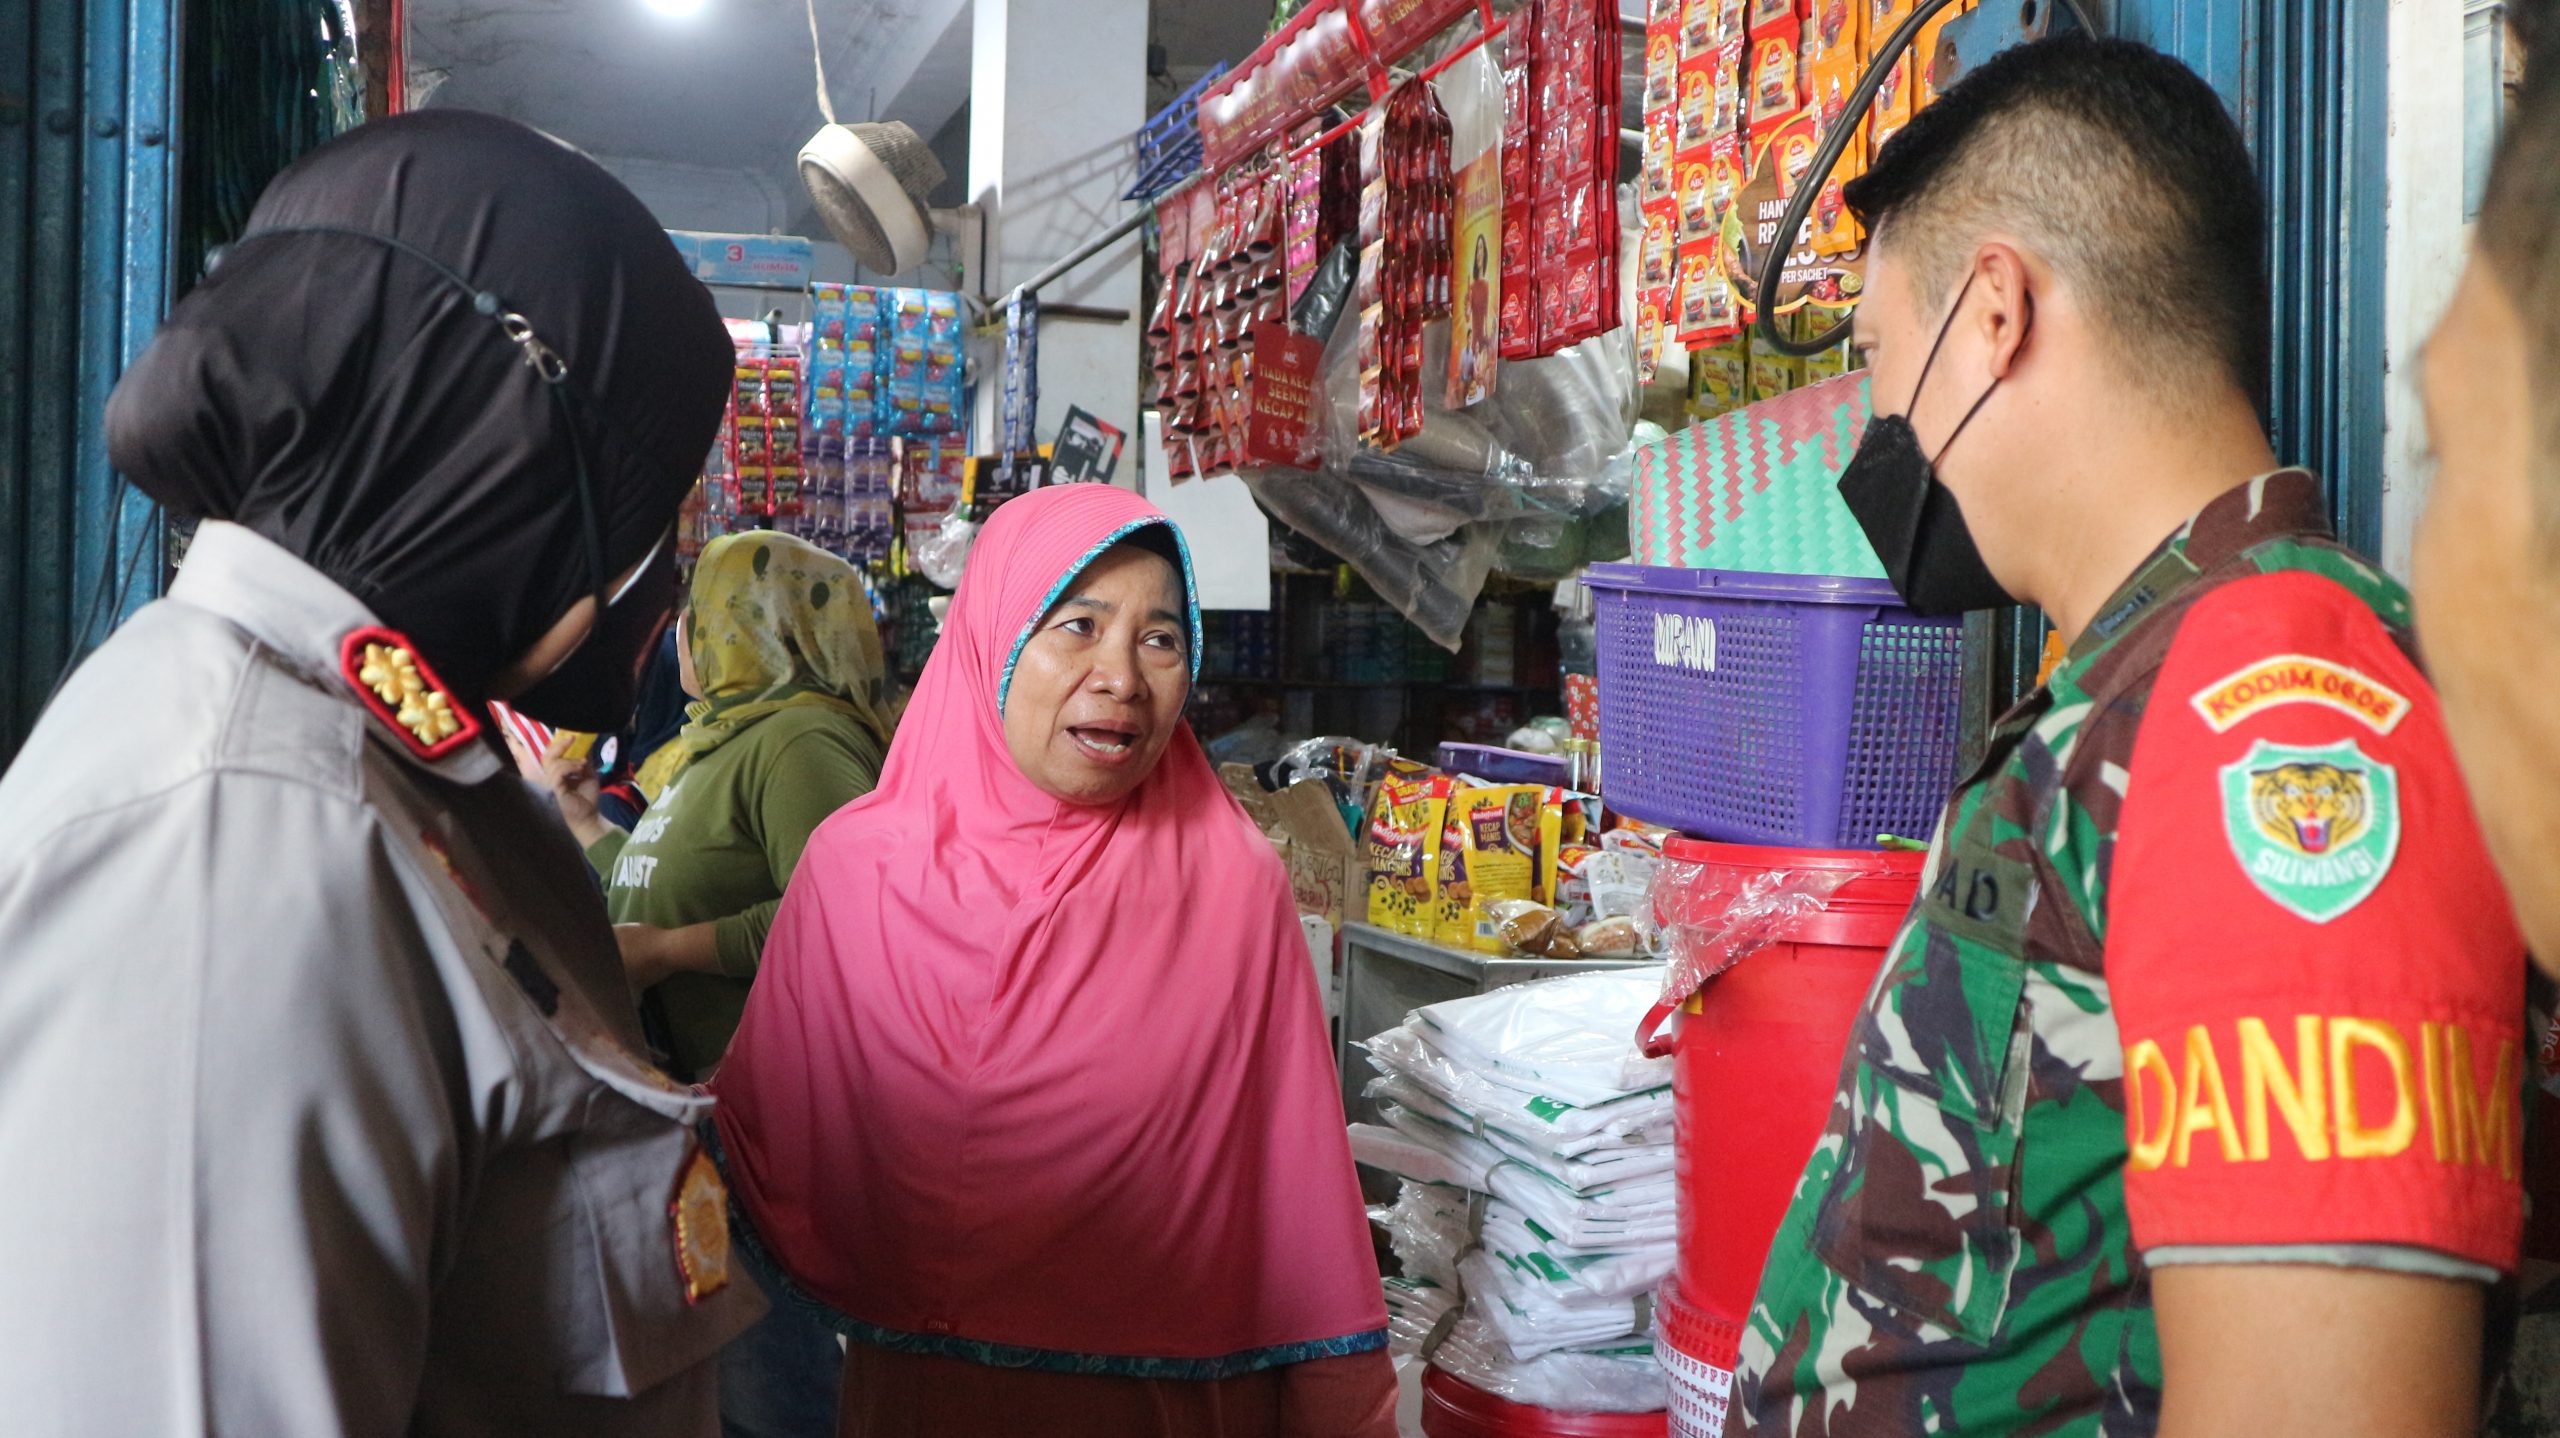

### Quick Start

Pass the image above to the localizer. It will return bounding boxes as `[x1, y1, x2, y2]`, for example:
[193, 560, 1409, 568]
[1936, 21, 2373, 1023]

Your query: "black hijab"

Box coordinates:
[106, 109, 730, 702]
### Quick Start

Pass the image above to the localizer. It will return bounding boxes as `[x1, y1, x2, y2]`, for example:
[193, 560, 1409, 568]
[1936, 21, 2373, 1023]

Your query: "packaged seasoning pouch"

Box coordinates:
[1749, 0, 1800, 41]
[1868, 0, 1913, 40]
[1673, 252, 1718, 344]
[1748, 34, 1801, 136]
[1868, 39, 1914, 151]
[1914, 4, 1965, 107]
[1809, 0, 1858, 56]
[1367, 762, 1453, 936]
[1679, 0, 1719, 54]
[1645, 31, 1682, 112]
[1676, 64, 1719, 152]
[1808, 41, 1865, 254]
[1639, 208, 1677, 289]
[1433, 784, 1548, 953]
[1676, 158, 1717, 245]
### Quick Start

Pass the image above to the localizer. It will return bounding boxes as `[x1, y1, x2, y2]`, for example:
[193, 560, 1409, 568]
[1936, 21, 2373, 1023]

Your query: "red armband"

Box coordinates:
[2110, 572, 2523, 1272]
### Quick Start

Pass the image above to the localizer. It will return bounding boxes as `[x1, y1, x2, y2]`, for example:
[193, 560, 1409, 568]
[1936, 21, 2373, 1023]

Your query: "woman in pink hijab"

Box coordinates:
[713, 484, 1393, 1437]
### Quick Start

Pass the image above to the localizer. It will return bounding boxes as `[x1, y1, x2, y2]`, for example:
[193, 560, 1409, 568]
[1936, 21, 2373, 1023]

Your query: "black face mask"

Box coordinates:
[508, 523, 679, 733]
[1836, 272, 2024, 615]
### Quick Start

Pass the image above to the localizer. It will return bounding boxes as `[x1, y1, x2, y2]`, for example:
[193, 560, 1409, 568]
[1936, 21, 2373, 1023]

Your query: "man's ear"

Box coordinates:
[1972, 240, 2037, 380]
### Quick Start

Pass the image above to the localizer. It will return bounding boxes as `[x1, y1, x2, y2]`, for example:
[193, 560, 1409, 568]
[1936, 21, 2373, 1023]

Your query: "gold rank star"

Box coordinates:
[358, 642, 464, 746]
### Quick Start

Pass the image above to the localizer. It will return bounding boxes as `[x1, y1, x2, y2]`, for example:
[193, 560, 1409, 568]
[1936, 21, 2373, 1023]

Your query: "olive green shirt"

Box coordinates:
[586, 704, 883, 1077]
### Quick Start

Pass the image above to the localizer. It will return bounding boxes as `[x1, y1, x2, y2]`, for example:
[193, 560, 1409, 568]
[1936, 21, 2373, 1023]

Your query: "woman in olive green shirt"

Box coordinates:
[525, 529, 893, 1080]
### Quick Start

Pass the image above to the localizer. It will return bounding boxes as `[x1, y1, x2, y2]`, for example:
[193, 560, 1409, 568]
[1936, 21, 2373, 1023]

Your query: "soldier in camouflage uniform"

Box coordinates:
[1733, 37, 2526, 1438]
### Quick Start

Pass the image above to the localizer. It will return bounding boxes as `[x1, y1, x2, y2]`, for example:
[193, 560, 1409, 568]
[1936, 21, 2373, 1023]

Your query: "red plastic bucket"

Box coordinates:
[1656, 1276, 1735, 1438]
[1655, 839, 1921, 1373]
[1420, 1366, 1669, 1438]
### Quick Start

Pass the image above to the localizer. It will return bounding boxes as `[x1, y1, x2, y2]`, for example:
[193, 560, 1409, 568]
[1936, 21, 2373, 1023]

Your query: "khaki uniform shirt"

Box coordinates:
[0, 521, 762, 1436]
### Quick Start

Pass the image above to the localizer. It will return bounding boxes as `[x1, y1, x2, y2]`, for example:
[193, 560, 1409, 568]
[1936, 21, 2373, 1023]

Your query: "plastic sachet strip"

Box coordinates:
[1363, 1024, 1674, 1153]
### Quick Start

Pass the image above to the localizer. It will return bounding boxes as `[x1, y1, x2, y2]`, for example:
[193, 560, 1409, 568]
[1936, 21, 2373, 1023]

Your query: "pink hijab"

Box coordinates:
[712, 484, 1386, 1370]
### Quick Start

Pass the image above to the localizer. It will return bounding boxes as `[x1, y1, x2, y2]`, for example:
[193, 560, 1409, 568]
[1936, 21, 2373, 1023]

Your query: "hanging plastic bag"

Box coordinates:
[1434, 44, 1506, 410]
[914, 509, 978, 590]
[1636, 856, 1889, 1056]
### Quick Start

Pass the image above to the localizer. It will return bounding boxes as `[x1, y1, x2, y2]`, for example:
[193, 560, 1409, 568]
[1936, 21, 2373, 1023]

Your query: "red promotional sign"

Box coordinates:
[1242, 324, 1327, 470]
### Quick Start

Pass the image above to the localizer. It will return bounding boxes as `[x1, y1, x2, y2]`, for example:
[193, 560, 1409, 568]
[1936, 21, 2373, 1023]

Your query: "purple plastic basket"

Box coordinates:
[1437, 743, 1571, 788]
[1585, 564, 1965, 849]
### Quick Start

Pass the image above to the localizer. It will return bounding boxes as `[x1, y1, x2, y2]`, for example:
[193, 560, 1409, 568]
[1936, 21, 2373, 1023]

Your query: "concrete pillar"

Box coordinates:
[969, 0, 1148, 458]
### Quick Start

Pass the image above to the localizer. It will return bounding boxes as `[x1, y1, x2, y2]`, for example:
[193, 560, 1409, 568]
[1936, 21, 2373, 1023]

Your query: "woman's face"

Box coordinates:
[1001, 543, 1189, 806]
[676, 611, 704, 701]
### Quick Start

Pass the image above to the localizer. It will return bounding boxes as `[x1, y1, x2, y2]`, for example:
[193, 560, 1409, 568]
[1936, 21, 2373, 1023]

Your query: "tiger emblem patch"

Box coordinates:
[2219, 740, 2400, 922]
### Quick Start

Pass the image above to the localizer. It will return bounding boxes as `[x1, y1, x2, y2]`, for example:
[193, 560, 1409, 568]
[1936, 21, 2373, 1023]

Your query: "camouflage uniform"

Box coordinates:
[1732, 470, 2525, 1436]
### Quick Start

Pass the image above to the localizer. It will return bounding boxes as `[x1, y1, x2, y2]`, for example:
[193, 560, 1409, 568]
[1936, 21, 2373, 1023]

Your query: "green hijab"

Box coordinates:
[677, 530, 894, 763]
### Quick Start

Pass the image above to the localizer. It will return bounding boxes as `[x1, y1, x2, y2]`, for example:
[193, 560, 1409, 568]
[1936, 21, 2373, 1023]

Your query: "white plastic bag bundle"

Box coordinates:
[1483, 1201, 1675, 1301]
[1363, 1025, 1674, 1155]
[1430, 1316, 1669, 1414]
[1459, 1251, 1651, 1360]
[1410, 966, 1673, 1103]
[1487, 1163, 1678, 1250]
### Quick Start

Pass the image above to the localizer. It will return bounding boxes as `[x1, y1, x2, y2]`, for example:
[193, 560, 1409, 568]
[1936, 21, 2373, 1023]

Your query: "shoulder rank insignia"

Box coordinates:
[669, 1145, 732, 1304]
[342, 627, 481, 760]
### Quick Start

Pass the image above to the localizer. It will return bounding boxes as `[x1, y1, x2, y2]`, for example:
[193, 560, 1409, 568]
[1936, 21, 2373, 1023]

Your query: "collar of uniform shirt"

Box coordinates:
[168, 520, 506, 785]
[2066, 467, 2329, 666]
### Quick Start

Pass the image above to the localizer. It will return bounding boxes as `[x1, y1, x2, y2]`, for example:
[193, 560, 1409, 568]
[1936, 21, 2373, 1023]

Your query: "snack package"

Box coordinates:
[1487, 899, 1580, 959]
[1688, 335, 1749, 416]
[1367, 762, 1453, 936]
[1433, 784, 1549, 953]
[1749, 343, 1806, 401]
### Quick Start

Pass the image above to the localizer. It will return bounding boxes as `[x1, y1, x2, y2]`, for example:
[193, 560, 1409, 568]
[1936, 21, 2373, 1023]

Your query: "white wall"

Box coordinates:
[970, 0, 1148, 454]
[2378, 0, 2471, 579]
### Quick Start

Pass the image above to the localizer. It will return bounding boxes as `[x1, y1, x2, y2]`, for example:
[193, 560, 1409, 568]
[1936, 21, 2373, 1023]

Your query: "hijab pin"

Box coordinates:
[497, 311, 569, 384]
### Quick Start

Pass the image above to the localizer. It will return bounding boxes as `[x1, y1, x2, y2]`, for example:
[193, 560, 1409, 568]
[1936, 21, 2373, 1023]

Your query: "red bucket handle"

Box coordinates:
[1636, 997, 1685, 1060]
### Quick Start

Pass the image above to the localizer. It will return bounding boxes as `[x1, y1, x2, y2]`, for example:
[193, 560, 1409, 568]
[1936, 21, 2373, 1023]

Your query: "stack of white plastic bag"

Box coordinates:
[1350, 966, 1675, 1413]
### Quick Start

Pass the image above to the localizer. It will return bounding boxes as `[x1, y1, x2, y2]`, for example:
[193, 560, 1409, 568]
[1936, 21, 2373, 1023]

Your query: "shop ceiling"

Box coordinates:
[403, 0, 1273, 238]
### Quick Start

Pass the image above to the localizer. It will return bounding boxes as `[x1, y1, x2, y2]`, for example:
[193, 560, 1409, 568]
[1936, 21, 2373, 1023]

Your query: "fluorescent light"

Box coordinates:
[643, 0, 704, 17]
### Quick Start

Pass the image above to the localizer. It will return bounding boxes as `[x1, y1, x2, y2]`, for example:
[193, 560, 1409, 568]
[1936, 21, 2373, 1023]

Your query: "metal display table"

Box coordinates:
[1335, 922, 1652, 1202]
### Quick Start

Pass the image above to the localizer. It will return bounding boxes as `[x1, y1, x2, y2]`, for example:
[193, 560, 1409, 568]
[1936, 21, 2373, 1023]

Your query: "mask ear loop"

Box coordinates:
[222, 224, 613, 606]
[1927, 288, 2033, 469]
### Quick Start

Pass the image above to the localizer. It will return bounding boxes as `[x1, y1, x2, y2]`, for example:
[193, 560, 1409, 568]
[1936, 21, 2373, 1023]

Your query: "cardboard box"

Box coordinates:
[1270, 778, 1365, 931]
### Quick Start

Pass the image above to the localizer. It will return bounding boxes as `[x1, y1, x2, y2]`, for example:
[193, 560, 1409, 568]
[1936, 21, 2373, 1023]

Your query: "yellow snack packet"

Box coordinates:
[1366, 761, 1452, 937]
[1432, 785, 1547, 953]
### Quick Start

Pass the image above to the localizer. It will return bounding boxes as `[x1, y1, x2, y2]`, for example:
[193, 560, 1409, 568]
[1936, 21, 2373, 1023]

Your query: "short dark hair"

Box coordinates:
[1843, 34, 2268, 416]
[2480, 2, 2560, 512]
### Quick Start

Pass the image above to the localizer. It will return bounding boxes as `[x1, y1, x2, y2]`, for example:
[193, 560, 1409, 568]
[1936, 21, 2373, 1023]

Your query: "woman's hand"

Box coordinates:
[507, 729, 614, 847]
[615, 921, 724, 991]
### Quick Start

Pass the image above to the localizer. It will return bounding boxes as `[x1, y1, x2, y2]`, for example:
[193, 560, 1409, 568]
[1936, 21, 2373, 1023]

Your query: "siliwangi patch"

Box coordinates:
[2219, 738, 2400, 923]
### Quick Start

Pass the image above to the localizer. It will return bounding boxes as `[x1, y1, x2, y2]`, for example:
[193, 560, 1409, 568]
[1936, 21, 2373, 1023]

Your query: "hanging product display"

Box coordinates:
[1355, 78, 1453, 451]
[1495, 0, 1622, 362]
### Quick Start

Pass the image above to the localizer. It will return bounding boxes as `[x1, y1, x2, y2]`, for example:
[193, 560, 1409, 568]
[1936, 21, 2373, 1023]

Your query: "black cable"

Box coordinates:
[1749, 0, 2100, 356]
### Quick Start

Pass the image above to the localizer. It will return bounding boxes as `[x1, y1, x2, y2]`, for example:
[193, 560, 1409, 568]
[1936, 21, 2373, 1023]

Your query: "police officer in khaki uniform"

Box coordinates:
[0, 111, 762, 1435]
